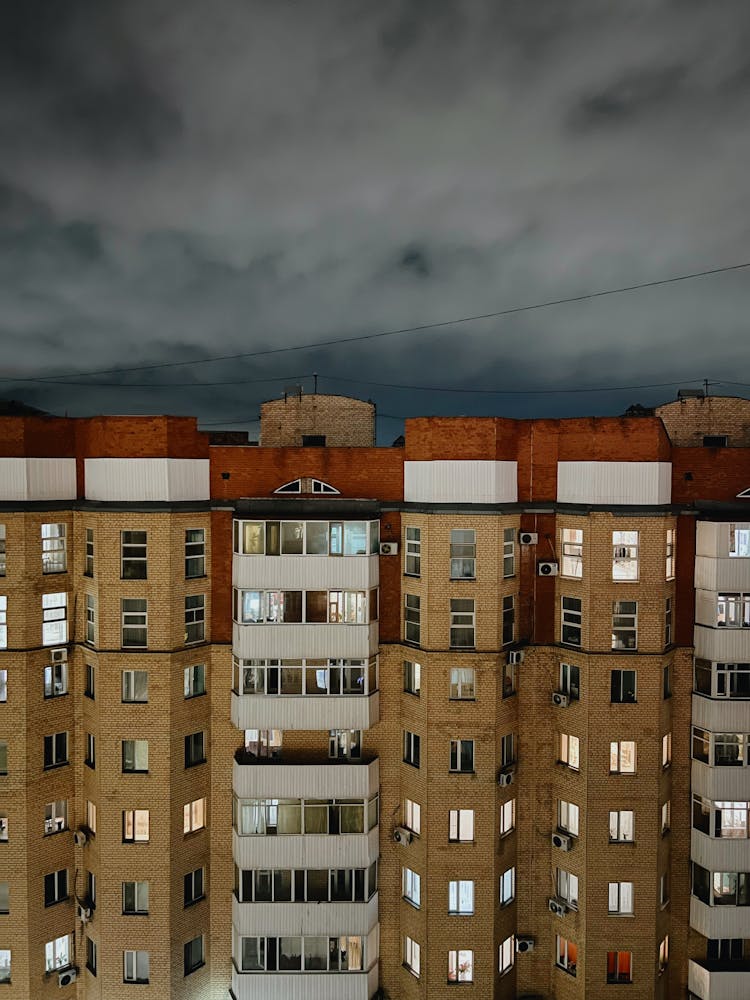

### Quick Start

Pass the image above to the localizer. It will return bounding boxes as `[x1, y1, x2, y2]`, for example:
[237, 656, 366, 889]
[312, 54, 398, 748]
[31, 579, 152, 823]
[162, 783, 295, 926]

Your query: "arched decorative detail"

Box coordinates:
[273, 476, 340, 495]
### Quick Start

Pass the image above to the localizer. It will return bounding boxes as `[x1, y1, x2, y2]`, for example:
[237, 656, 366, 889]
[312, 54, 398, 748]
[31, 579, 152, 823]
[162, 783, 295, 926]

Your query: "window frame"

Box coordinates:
[561, 597, 582, 646]
[449, 738, 475, 774]
[185, 528, 206, 579]
[404, 594, 420, 645]
[405, 527, 421, 576]
[448, 808, 475, 843]
[403, 660, 421, 696]
[612, 530, 639, 581]
[450, 528, 476, 580]
[41, 523, 67, 575]
[448, 879, 474, 915]
[121, 599, 147, 648]
[121, 531, 147, 580]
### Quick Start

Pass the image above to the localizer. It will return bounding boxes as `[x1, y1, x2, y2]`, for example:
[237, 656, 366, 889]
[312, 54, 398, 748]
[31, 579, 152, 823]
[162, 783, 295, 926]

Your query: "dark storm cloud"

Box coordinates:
[1, 0, 750, 438]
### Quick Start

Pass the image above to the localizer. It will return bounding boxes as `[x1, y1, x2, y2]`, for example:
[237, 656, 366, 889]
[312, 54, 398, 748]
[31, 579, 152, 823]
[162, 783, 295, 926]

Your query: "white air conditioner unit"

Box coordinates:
[551, 691, 569, 708]
[73, 829, 88, 847]
[516, 937, 535, 954]
[58, 968, 77, 987]
[379, 542, 398, 556]
[519, 532, 538, 545]
[51, 647, 67, 664]
[548, 897, 568, 916]
[77, 903, 91, 922]
[497, 770, 515, 787]
[509, 650, 524, 665]
[393, 827, 412, 846]
[551, 832, 572, 851]
[538, 561, 558, 576]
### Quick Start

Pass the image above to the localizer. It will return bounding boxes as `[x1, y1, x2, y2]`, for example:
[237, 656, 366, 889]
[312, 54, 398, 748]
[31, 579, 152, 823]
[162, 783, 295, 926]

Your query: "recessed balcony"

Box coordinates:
[689, 958, 750, 1000]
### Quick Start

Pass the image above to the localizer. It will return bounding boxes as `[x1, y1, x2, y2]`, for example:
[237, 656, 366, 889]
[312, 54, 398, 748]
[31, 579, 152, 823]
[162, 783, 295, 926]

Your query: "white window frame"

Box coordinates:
[450, 528, 476, 579]
[121, 531, 147, 580]
[558, 799, 579, 837]
[403, 730, 420, 768]
[45, 934, 72, 973]
[0, 596, 6, 649]
[0, 525, 5, 577]
[556, 935, 577, 976]
[449, 738, 475, 773]
[561, 597, 582, 646]
[499, 935, 514, 975]
[123, 950, 150, 984]
[43, 731, 68, 769]
[560, 733, 580, 771]
[612, 600, 638, 650]
[561, 528, 583, 578]
[448, 879, 474, 915]
[184, 663, 206, 698]
[84, 527, 94, 576]
[405, 527, 421, 576]
[404, 936, 420, 978]
[122, 880, 149, 915]
[662, 732, 672, 768]
[609, 809, 634, 843]
[404, 798, 421, 835]
[449, 666, 475, 700]
[85, 593, 95, 644]
[403, 660, 421, 696]
[661, 800, 671, 834]
[499, 866, 515, 907]
[729, 524, 750, 558]
[43, 661, 67, 698]
[44, 799, 67, 835]
[503, 527, 515, 578]
[612, 530, 639, 581]
[557, 868, 579, 909]
[185, 528, 205, 578]
[42, 592, 67, 646]
[123, 809, 150, 843]
[121, 599, 147, 648]
[610, 740, 637, 774]
[41, 523, 67, 574]
[608, 881, 633, 915]
[405, 594, 420, 644]
[449, 809, 475, 843]
[185, 595, 205, 644]
[499, 798, 515, 837]
[450, 599, 475, 648]
[665, 528, 675, 579]
[184, 797, 206, 834]
[447, 948, 473, 983]
[122, 669, 148, 703]
[402, 867, 421, 908]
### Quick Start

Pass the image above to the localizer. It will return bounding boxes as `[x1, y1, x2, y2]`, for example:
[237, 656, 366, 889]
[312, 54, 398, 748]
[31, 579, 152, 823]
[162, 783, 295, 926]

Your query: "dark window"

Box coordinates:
[185, 732, 206, 768]
[302, 435, 326, 447]
[703, 435, 728, 448]
[611, 669, 637, 704]
[44, 869, 68, 907]
[184, 936, 205, 976]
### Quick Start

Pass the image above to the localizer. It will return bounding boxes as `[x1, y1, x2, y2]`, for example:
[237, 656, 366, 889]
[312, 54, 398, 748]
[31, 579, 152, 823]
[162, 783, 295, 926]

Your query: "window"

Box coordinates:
[184, 867, 205, 906]
[0, 597, 6, 648]
[123, 950, 150, 984]
[41, 523, 66, 574]
[607, 950, 633, 983]
[403, 730, 420, 768]
[87, 871, 96, 908]
[84, 528, 94, 577]
[661, 800, 671, 834]
[122, 599, 147, 647]
[561, 527, 583, 578]
[560, 733, 580, 771]
[502, 595, 514, 645]
[717, 593, 750, 627]
[0, 525, 5, 576]
[556, 936, 578, 977]
[121, 531, 147, 579]
[0, 669, 5, 702]
[660, 874, 670, 907]
[184, 664, 206, 698]
[663, 661, 672, 699]
[662, 733, 672, 768]
[559, 800, 580, 836]
[658, 935, 669, 973]
[557, 868, 579, 909]
[405, 527, 421, 576]
[559, 662, 580, 701]
[86, 800, 97, 834]
[448, 880, 474, 914]
[0, 882, 8, 914]
[185, 595, 205, 643]
[123, 809, 150, 842]
[85, 732, 95, 768]
[665, 528, 675, 579]
[403, 660, 421, 696]
[665, 597, 673, 646]
[0, 949, 8, 984]
[449, 739, 475, 773]
[403, 867, 421, 907]
[610, 669, 636, 704]
[609, 810, 634, 843]
[85, 662, 95, 699]
[404, 936, 420, 978]
[612, 601, 637, 650]
[122, 669, 148, 702]
[184, 936, 205, 976]
[122, 881, 149, 915]
[450, 529, 475, 579]
[449, 809, 475, 842]
[42, 592, 67, 645]
[610, 741, 636, 774]
[499, 799, 515, 837]
[502, 659, 516, 698]
[0, 741, 6, 775]
[86, 938, 97, 976]
[329, 729, 361, 760]
[184, 798, 206, 834]
[43, 661, 68, 697]
[502, 527, 515, 577]
[185, 732, 206, 767]
[185, 528, 205, 578]
[404, 799, 421, 835]
[450, 599, 475, 648]
[450, 666, 475, 700]
[447, 949, 473, 983]
[561, 597, 582, 646]
[612, 530, 638, 580]
[0, 812, 6, 841]
[122, 740, 148, 773]
[43, 731, 68, 769]
[86, 594, 95, 644]
[405, 594, 420, 644]
[45, 934, 72, 972]
[44, 799, 67, 835]
[608, 881, 633, 914]
[499, 866, 515, 906]
[692, 726, 710, 763]
[499, 935, 514, 975]
[729, 524, 750, 557]
[501, 732, 516, 769]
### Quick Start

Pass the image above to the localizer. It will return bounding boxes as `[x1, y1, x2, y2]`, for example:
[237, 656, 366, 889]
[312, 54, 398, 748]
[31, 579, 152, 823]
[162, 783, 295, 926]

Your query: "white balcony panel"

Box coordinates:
[404, 461, 517, 503]
[233, 759, 379, 800]
[0, 457, 77, 500]
[692, 761, 750, 801]
[233, 554, 379, 591]
[233, 622, 378, 660]
[232, 827, 379, 870]
[557, 461, 671, 505]
[84, 458, 209, 501]
[232, 894, 378, 937]
[692, 830, 750, 871]
[697, 522, 750, 561]
[696, 557, 750, 593]
[231, 692, 380, 731]
[692, 695, 750, 732]
[695, 625, 750, 663]
[688, 959, 750, 1000]
[690, 897, 750, 938]
[231, 964, 379, 1000]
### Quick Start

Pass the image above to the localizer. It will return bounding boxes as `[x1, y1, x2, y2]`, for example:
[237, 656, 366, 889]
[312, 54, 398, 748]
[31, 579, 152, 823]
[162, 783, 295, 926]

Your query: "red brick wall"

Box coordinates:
[75, 415, 209, 458]
[671, 446, 750, 503]
[210, 509, 234, 644]
[0, 416, 77, 457]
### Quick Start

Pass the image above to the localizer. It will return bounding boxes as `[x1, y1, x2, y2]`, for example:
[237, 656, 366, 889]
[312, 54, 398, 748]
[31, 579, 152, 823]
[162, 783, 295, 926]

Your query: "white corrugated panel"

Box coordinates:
[232, 759, 379, 799]
[694, 592, 719, 629]
[556, 461, 671, 504]
[232, 895, 379, 937]
[690, 897, 750, 938]
[695, 557, 750, 592]
[0, 458, 76, 500]
[691, 830, 750, 873]
[692, 694, 750, 734]
[232, 828, 379, 870]
[404, 461, 517, 503]
[233, 554, 379, 591]
[231, 692, 380, 732]
[696, 522, 722, 558]
[688, 959, 750, 1000]
[84, 458, 209, 500]
[692, 760, 750, 802]
[231, 965, 378, 1000]
[694, 625, 750, 662]
[233, 622, 378, 660]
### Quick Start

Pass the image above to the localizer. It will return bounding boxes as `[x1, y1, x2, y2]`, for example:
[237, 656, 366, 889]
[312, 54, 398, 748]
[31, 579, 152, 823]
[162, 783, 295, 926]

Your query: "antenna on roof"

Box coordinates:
[677, 388, 705, 401]
[284, 384, 303, 402]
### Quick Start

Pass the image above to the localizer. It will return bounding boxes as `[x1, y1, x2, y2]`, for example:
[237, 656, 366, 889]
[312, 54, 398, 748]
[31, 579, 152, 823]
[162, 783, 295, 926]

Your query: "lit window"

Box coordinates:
[184, 935, 205, 976]
[122, 740, 149, 773]
[403, 660, 421, 696]
[609, 810, 634, 843]
[658, 936, 669, 973]
[499, 799, 515, 837]
[447, 949, 473, 983]
[184, 798, 206, 834]
[561, 528, 583, 578]
[499, 866, 515, 906]
[499, 935, 514, 975]
[607, 950, 633, 984]
[185, 529, 205, 578]
[403, 731, 420, 768]
[405, 594, 420, 644]
[121, 531, 147, 579]
[665, 528, 675, 579]
[185, 595, 205, 644]
[610, 741, 637, 774]
[450, 666, 475, 700]
[43, 731, 68, 769]
[86, 800, 97, 834]
[612, 601, 637, 650]
[404, 936, 420, 978]
[448, 880, 474, 915]
[661, 800, 671, 834]
[449, 809, 475, 843]
[556, 935, 578, 977]
[123, 809, 150, 842]
[608, 881, 633, 914]
[612, 530, 638, 580]
[122, 669, 148, 703]
[610, 668, 636, 704]
[503, 527, 515, 577]
[184, 664, 206, 698]
[449, 739, 475, 773]
[561, 597, 582, 646]
[45, 934, 72, 973]
[123, 950, 150, 984]
[450, 529, 476, 579]
[450, 599, 475, 648]
[41, 592, 67, 645]
[122, 881, 149, 915]
[44, 799, 67, 835]
[0, 669, 5, 702]
[558, 800, 579, 836]
[403, 867, 421, 907]
[41, 523, 66, 574]
[44, 870, 68, 907]
[560, 733, 580, 771]
[404, 798, 421, 835]
[662, 733, 672, 768]
[405, 527, 421, 576]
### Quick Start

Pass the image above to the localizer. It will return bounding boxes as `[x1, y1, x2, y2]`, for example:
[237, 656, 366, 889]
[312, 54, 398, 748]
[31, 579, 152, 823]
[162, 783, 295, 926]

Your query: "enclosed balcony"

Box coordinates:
[232, 754, 379, 800]
[230, 963, 379, 1000]
[689, 958, 750, 1000]
[232, 892, 379, 937]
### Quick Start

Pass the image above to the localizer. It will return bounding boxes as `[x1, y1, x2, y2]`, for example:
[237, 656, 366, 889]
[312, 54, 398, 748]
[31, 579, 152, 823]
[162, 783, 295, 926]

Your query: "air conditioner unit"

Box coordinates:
[393, 827, 412, 846]
[551, 832, 572, 851]
[497, 770, 515, 787]
[51, 647, 67, 664]
[379, 542, 399, 556]
[519, 531, 538, 545]
[509, 650, 524, 665]
[73, 829, 88, 847]
[516, 937, 535, 954]
[58, 968, 77, 987]
[548, 897, 568, 916]
[551, 691, 569, 708]
[77, 903, 91, 922]
[538, 561, 558, 576]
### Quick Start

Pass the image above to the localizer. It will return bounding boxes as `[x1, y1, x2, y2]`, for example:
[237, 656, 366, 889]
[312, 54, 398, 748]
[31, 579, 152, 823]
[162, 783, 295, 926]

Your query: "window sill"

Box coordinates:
[402, 760, 420, 769]
[122, 770, 149, 776]
[608, 911, 635, 918]
[402, 964, 420, 979]
[43, 762, 70, 772]
[403, 573, 420, 579]
[185, 759, 207, 769]
[184, 895, 206, 909]
[449, 770, 476, 776]
[122, 912, 149, 917]
[448, 911, 475, 917]
[609, 839, 636, 846]
[449, 697, 476, 702]
[555, 965, 577, 978]
[185, 691, 207, 701]
[402, 897, 420, 911]
[43, 692, 69, 700]
[185, 962, 205, 976]
[449, 577, 476, 582]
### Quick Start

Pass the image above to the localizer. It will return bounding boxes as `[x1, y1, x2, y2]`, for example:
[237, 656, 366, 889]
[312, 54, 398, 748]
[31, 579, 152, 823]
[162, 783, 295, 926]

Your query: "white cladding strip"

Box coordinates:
[692, 694, 750, 733]
[692, 830, 750, 872]
[695, 557, 750, 593]
[690, 897, 750, 938]
[694, 625, 750, 662]
[0, 458, 77, 500]
[233, 554, 379, 591]
[233, 759, 379, 800]
[232, 829, 379, 870]
[404, 461, 517, 503]
[84, 458, 209, 501]
[232, 895, 379, 937]
[231, 960, 379, 1000]
[692, 761, 750, 801]
[688, 959, 750, 1000]
[556, 461, 671, 504]
[233, 622, 379, 660]
[231, 692, 380, 732]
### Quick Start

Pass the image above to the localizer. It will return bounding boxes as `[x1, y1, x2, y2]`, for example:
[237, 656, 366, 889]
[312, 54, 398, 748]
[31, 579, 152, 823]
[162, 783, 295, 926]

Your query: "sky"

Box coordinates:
[1, 0, 750, 442]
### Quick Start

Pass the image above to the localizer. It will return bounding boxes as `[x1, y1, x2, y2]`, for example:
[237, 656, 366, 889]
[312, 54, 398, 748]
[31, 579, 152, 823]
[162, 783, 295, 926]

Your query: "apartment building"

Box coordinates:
[0, 392, 749, 999]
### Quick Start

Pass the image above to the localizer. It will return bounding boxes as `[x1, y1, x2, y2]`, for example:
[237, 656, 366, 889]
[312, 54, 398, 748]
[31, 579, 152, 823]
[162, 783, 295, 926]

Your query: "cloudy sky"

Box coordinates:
[1, 0, 750, 440]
